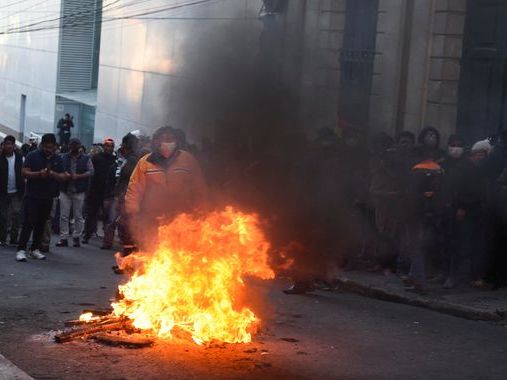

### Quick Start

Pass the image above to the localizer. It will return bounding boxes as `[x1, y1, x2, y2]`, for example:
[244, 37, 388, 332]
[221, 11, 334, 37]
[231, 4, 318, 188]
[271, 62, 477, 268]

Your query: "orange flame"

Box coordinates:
[111, 207, 274, 344]
[79, 312, 95, 323]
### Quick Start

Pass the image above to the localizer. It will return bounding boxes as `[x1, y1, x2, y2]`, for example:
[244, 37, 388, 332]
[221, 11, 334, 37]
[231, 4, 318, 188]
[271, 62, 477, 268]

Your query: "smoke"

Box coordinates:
[158, 1, 362, 281]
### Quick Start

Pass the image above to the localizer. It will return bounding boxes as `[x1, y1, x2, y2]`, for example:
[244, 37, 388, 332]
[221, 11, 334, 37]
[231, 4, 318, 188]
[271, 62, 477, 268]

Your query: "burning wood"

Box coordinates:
[93, 332, 154, 348]
[56, 316, 130, 343]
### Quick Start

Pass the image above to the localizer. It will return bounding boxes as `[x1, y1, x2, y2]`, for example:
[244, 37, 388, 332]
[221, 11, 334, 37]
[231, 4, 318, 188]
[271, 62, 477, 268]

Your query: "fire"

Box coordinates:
[79, 312, 94, 323]
[111, 207, 274, 344]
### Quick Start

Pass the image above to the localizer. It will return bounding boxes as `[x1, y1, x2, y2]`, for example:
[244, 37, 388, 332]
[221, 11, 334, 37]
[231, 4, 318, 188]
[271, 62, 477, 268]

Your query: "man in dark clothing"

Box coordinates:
[368, 132, 399, 274]
[490, 164, 507, 288]
[83, 138, 116, 243]
[404, 128, 445, 293]
[283, 129, 359, 294]
[390, 131, 418, 276]
[455, 141, 491, 286]
[56, 138, 94, 248]
[16, 134, 65, 262]
[440, 135, 470, 288]
[0, 136, 25, 246]
[479, 131, 507, 288]
[56, 113, 74, 147]
[103, 133, 139, 253]
[480, 130, 507, 181]
[416, 126, 445, 162]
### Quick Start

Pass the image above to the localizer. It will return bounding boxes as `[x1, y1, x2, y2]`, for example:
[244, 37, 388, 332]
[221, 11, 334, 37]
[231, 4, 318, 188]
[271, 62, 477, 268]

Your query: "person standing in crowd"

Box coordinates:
[390, 131, 417, 277]
[56, 138, 94, 248]
[283, 128, 358, 294]
[452, 139, 492, 288]
[0, 136, 25, 246]
[367, 132, 399, 275]
[83, 138, 116, 244]
[125, 126, 208, 250]
[56, 113, 74, 147]
[440, 135, 468, 288]
[490, 152, 507, 288]
[103, 133, 140, 252]
[404, 127, 445, 293]
[16, 134, 65, 262]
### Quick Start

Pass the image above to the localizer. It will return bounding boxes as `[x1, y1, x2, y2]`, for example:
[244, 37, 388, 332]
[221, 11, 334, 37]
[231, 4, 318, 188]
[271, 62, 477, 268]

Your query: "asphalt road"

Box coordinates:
[0, 239, 506, 379]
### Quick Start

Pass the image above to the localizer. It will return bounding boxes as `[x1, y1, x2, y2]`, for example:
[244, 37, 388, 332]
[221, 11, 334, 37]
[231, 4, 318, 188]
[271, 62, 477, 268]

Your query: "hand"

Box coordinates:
[456, 208, 466, 221]
[71, 173, 78, 180]
[39, 169, 49, 179]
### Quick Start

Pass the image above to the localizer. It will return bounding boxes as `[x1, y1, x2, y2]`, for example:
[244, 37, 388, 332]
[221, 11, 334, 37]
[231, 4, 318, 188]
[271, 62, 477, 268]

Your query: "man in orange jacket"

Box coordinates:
[125, 126, 208, 251]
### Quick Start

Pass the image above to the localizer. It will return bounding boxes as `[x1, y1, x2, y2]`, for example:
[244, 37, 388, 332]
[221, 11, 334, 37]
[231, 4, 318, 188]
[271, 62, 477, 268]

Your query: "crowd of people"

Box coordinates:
[343, 127, 507, 294]
[0, 126, 207, 266]
[0, 123, 506, 295]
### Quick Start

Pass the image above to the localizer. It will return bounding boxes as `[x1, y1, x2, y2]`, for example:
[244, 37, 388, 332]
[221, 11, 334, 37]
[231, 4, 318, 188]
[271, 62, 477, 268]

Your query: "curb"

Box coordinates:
[0, 354, 33, 380]
[336, 277, 506, 322]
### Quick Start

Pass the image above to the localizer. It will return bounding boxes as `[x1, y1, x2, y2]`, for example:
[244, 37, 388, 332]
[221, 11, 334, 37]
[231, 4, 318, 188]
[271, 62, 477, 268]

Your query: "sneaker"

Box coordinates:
[404, 284, 427, 295]
[73, 238, 81, 248]
[427, 274, 445, 284]
[283, 282, 315, 295]
[40, 245, 50, 253]
[471, 279, 493, 290]
[16, 250, 27, 262]
[56, 239, 68, 247]
[314, 279, 339, 291]
[112, 265, 125, 275]
[29, 249, 46, 260]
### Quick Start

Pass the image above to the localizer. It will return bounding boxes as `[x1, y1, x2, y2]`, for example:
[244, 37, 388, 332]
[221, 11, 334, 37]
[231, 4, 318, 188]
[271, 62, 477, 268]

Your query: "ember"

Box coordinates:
[57, 207, 274, 346]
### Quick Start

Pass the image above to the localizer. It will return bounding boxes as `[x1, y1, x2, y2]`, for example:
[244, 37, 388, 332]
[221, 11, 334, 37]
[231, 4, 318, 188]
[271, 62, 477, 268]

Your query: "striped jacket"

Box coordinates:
[125, 150, 208, 220]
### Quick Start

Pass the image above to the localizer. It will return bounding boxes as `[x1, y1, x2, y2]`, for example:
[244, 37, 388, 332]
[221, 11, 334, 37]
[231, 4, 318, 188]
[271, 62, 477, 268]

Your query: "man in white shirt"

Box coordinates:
[0, 136, 25, 246]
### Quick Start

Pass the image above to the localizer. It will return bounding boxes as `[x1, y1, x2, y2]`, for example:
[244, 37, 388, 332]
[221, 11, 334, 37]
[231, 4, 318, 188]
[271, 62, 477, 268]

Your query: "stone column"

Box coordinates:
[423, 0, 466, 144]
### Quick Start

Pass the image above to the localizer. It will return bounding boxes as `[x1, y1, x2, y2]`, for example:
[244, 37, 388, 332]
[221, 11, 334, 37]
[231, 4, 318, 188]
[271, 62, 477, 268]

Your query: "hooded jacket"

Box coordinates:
[125, 149, 208, 220]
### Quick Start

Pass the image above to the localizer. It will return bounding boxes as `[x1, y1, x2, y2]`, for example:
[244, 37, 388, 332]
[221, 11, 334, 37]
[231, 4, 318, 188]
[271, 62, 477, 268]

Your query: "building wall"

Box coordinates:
[369, 0, 466, 143]
[279, 0, 345, 136]
[424, 0, 466, 143]
[94, 0, 264, 144]
[0, 0, 62, 140]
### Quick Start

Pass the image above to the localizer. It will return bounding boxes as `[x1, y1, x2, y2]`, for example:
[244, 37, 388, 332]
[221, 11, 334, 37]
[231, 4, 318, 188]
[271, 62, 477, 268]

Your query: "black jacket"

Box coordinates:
[89, 152, 116, 199]
[0, 152, 25, 197]
[115, 152, 139, 200]
[57, 118, 74, 136]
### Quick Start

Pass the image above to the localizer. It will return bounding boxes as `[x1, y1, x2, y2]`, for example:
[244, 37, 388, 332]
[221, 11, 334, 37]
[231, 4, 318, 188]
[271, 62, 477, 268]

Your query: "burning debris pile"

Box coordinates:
[55, 207, 274, 346]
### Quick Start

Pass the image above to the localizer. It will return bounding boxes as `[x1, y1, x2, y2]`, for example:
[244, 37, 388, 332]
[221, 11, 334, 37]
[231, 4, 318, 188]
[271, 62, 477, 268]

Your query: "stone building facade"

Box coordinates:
[276, 0, 507, 145]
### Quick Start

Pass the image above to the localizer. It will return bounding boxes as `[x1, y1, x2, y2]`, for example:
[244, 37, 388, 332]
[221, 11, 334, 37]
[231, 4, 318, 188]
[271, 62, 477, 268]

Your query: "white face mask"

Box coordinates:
[159, 142, 177, 158]
[448, 146, 464, 159]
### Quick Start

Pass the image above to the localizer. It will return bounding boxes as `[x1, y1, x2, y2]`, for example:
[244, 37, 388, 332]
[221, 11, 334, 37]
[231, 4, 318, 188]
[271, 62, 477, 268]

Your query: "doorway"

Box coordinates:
[457, 0, 507, 143]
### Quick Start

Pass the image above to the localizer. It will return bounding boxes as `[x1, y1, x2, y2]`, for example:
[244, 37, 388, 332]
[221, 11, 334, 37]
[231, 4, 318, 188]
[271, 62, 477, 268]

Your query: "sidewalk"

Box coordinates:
[336, 271, 507, 322]
[0, 354, 33, 380]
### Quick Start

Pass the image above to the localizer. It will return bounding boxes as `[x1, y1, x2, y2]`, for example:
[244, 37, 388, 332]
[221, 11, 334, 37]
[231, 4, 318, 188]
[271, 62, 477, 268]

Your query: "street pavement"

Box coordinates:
[1, 238, 507, 379]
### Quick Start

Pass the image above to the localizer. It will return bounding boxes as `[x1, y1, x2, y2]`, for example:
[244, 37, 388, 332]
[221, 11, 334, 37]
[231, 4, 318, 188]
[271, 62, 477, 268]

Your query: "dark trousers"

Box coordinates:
[59, 133, 70, 147]
[0, 194, 23, 243]
[84, 195, 105, 239]
[118, 207, 136, 256]
[17, 197, 53, 251]
[407, 215, 442, 286]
